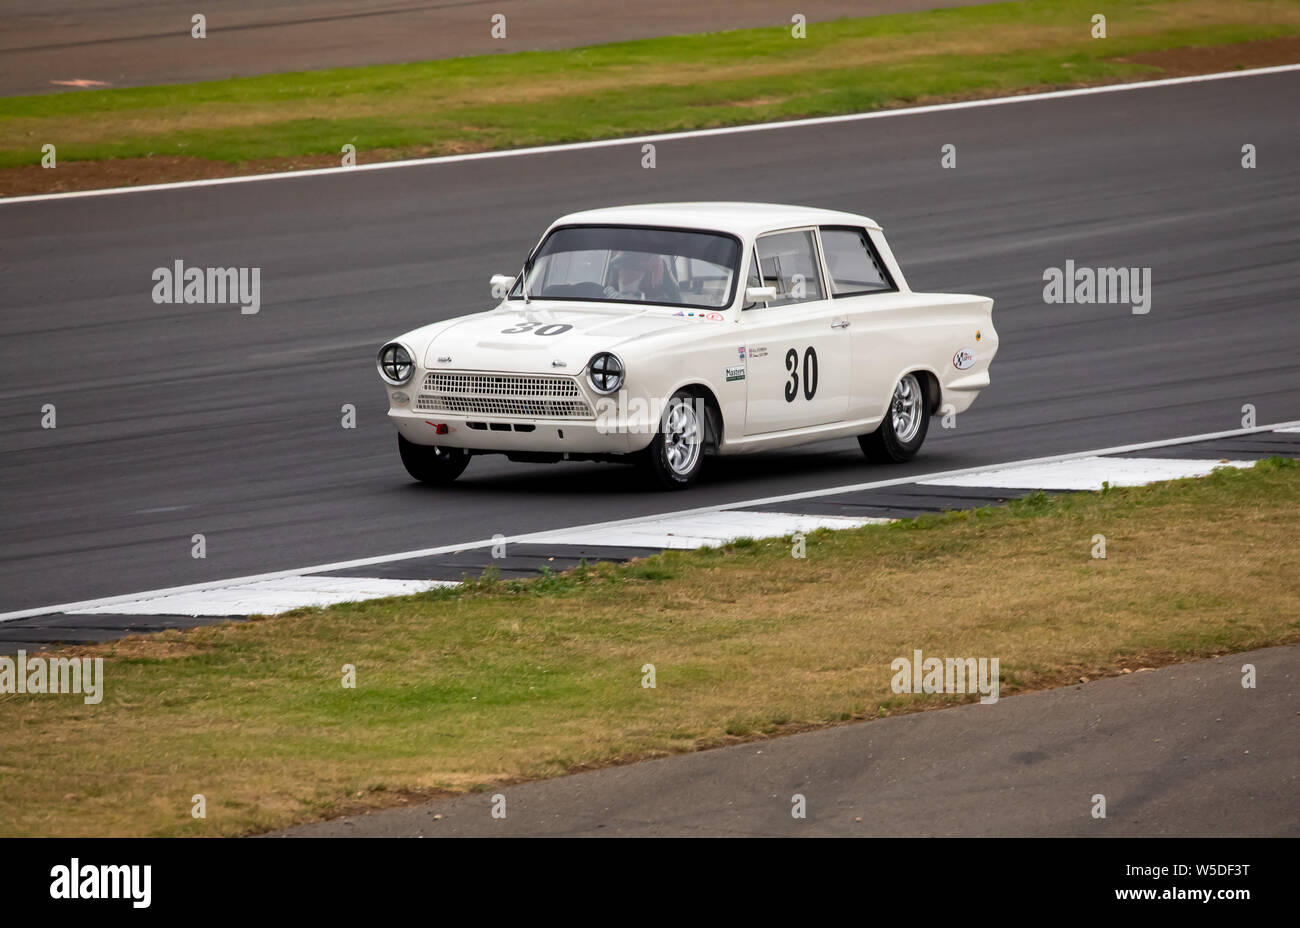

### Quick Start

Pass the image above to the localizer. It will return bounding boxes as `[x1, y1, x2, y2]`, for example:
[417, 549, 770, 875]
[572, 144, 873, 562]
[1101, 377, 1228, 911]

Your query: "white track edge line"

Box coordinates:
[2, 419, 1295, 622]
[4, 64, 1298, 207]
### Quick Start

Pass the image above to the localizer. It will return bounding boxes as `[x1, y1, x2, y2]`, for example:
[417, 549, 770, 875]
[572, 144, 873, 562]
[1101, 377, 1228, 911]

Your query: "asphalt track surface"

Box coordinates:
[278, 644, 1299, 836]
[0, 0, 993, 96]
[1, 70, 1298, 615]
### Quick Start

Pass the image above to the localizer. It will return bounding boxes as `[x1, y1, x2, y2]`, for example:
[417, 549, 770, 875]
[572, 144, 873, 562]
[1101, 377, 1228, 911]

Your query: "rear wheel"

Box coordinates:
[639, 391, 705, 489]
[859, 372, 929, 463]
[398, 434, 470, 484]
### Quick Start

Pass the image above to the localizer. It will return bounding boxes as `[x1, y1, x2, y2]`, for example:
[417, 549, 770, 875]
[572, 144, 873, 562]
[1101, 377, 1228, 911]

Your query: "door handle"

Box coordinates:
[830, 320, 850, 329]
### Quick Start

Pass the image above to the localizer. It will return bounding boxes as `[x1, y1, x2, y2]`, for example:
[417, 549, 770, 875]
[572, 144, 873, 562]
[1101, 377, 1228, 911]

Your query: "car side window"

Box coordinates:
[821, 227, 894, 296]
[754, 230, 823, 307]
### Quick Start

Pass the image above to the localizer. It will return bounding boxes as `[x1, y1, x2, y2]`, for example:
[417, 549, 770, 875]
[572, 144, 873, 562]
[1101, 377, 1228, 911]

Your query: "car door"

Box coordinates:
[741, 228, 850, 435]
[819, 226, 905, 421]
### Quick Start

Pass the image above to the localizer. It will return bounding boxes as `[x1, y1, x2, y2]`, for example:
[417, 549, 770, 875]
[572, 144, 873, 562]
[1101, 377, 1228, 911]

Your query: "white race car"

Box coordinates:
[377, 202, 997, 489]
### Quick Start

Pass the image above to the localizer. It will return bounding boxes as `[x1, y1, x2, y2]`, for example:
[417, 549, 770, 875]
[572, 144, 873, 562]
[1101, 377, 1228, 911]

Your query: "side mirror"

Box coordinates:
[490, 274, 515, 299]
[744, 286, 777, 303]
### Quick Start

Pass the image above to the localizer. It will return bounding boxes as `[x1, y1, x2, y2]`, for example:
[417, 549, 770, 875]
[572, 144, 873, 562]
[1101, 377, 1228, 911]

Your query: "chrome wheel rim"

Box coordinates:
[663, 400, 702, 475]
[890, 374, 923, 443]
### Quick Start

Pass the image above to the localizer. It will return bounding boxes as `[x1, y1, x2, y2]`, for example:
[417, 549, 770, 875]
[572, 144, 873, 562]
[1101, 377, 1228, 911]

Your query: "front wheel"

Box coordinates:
[639, 391, 706, 489]
[859, 372, 930, 463]
[398, 434, 471, 484]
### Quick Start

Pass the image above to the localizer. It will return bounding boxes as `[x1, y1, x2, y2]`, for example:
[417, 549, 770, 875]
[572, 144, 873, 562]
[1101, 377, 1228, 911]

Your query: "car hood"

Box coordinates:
[416, 302, 729, 372]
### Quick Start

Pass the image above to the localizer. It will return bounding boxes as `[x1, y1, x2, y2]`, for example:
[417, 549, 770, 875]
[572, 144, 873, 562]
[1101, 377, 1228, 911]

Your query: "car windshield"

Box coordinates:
[510, 225, 740, 309]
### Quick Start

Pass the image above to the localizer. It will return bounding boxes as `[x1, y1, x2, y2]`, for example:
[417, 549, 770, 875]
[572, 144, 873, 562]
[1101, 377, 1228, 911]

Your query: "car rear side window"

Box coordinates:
[755, 229, 824, 307]
[821, 227, 894, 296]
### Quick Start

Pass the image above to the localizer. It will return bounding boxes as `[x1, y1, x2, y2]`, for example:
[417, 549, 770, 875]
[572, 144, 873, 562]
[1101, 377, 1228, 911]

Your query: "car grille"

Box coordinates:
[417, 372, 593, 419]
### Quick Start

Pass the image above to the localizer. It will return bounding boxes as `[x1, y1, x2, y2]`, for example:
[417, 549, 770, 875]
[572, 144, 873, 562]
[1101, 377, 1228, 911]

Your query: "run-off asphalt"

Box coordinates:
[275, 644, 1300, 837]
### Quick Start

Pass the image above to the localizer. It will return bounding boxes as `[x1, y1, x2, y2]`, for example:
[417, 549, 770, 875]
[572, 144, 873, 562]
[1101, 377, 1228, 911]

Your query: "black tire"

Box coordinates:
[860, 372, 930, 463]
[398, 434, 471, 484]
[638, 390, 707, 489]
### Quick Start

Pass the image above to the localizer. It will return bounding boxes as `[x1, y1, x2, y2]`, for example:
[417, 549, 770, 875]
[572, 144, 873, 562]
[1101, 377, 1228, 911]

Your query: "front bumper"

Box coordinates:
[388, 406, 655, 454]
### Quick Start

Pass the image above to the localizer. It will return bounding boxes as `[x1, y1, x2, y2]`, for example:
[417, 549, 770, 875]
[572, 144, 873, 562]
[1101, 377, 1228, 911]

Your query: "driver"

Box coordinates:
[603, 251, 673, 302]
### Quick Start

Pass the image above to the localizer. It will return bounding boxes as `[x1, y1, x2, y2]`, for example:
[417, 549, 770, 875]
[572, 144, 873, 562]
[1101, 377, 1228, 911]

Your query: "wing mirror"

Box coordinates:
[490, 274, 515, 300]
[744, 286, 777, 303]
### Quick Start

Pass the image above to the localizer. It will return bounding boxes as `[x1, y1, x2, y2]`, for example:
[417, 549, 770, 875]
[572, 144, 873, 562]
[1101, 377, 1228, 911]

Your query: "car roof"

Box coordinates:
[551, 202, 881, 237]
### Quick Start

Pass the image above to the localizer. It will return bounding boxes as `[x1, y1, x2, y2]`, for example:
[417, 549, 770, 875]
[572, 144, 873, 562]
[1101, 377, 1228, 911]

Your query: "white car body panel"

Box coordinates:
[379, 202, 997, 462]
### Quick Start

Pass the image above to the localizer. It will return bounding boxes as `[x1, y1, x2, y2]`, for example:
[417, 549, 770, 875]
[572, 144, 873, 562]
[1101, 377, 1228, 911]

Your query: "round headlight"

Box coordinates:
[377, 342, 414, 386]
[587, 352, 624, 395]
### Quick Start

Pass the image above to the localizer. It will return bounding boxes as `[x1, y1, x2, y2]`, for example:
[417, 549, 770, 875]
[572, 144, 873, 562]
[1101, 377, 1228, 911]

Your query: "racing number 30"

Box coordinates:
[784, 347, 818, 402]
[500, 322, 573, 336]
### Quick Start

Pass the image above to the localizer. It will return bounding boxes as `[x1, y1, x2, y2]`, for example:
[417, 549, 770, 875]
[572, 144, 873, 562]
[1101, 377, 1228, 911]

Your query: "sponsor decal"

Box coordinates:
[748, 346, 769, 359]
[737, 346, 747, 359]
[725, 365, 746, 382]
[953, 348, 976, 371]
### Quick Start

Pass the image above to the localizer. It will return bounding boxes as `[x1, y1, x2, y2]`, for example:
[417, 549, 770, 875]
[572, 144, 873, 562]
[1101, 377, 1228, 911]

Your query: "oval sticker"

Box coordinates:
[953, 348, 976, 371]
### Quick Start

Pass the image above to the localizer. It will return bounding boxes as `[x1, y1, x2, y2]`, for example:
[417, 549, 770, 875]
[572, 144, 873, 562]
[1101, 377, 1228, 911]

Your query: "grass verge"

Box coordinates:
[1, 458, 1297, 836]
[2, 0, 1299, 194]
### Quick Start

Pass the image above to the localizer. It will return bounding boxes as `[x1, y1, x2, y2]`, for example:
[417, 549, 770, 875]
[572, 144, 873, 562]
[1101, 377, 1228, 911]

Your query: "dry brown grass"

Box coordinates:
[0, 460, 1296, 836]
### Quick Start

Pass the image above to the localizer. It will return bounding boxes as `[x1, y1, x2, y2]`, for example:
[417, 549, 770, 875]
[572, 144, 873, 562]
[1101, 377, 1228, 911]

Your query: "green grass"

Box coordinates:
[1, 458, 1297, 836]
[1, 0, 1297, 172]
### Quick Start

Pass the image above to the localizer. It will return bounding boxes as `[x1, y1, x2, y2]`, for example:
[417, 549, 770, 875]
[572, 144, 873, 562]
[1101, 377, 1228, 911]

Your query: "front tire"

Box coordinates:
[860, 372, 929, 463]
[398, 434, 470, 484]
[639, 391, 706, 489]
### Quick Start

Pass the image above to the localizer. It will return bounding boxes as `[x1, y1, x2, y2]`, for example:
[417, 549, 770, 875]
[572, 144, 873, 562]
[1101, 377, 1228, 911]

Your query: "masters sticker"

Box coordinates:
[725, 365, 746, 382]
